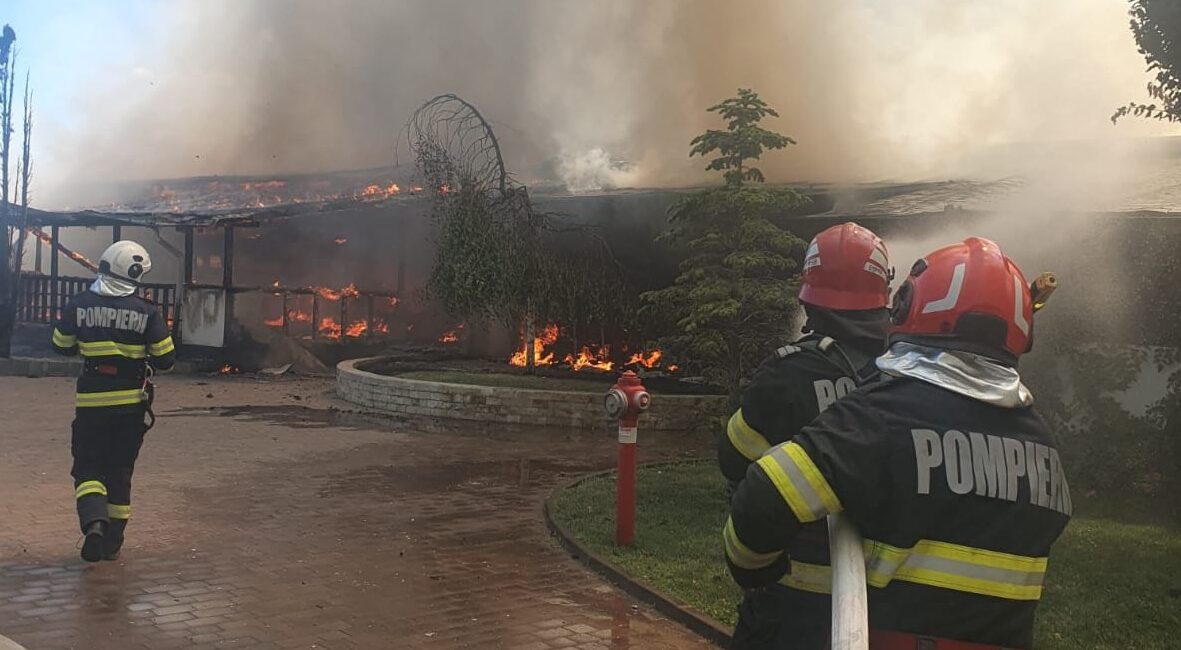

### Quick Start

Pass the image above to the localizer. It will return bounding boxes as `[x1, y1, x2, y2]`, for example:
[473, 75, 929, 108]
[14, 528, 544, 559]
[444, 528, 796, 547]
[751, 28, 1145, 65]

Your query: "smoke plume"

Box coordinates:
[39, 0, 1181, 206]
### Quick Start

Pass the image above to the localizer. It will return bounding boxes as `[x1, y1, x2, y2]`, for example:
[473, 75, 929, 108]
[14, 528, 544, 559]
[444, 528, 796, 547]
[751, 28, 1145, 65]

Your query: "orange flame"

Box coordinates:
[372, 319, 389, 335]
[219, 364, 239, 375]
[666, 364, 680, 372]
[438, 322, 466, 344]
[264, 316, 284, 327]
[333, 238, 348, 245]
[241, 180, 285, 191]
[626, 350, 663, 369]
[565, 346, 614, 372]
[357, 182, 400, 200]
[387, 296, 400, 307]
[509, 324, 559, 367]
[340, 283, 360, 299]
[316, 287, 342, 301]
[319, 317, 341, 339]
[345, 321, 368, 337]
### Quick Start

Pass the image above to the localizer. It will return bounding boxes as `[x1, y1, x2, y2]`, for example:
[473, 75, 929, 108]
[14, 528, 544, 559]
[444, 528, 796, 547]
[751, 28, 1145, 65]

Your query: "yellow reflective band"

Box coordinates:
[78, 340, 147, 359]
[726, 410, 771, 461]
[52, 328, 77, 348]
[108, 504, 132, 520]
[75, 480, 107, 498]
[149, 336, 175, 356]
[723, 517, 782, 570]
[864, 538, 1048, 601]
[756, 442, 842, 523]
[784, 443, 842, 515]
[76, 389, 145, 408]
[779, 560, 833, 594]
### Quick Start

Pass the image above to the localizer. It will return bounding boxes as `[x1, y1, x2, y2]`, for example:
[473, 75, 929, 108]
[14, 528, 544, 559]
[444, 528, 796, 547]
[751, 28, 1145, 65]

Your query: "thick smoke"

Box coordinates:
[40, 0, 1180, 205]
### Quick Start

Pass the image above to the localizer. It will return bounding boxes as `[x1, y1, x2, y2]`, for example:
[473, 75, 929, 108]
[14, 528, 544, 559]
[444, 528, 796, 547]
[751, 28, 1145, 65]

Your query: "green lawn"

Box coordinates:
[548, 461, 1181, 649]
[398, 370, 612, 393]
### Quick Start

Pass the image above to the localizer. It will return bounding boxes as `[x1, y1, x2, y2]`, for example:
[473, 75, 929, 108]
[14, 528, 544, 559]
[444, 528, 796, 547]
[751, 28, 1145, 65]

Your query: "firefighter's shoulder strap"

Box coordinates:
[788, 336, 878, 387]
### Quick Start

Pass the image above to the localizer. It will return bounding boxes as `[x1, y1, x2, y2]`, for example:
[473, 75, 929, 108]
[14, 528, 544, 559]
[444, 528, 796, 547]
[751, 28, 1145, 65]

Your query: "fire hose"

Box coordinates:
[828, 271, 1059, 650]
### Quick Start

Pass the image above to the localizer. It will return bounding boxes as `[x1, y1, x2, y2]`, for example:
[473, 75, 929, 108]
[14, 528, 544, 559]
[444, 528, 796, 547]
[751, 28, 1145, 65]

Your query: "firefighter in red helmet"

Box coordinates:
[721, 222, 892, 650]
[725, 237, 1071, 649]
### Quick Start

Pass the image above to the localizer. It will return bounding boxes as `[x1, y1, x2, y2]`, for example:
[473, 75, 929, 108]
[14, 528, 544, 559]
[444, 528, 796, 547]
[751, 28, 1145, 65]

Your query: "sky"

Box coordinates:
[5, 0, 1181, 208]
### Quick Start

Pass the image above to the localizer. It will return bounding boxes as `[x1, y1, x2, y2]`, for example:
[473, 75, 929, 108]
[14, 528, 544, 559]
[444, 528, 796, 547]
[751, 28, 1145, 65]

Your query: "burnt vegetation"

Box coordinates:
[406, 94, 640, 375]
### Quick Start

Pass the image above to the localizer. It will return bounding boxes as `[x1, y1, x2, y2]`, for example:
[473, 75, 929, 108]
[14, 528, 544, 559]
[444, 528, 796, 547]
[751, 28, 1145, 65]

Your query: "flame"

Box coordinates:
[241, 180, 285, 191]
[438, 322, 466, 344]
[334, 238, 348, 245]
[626, 350, 663, 369]
[271, 280, 281, 288]
[565, 346, 614, 372]
[356, 182, 400, 201]
[666, 364, 680, 373]
[345, 321, 368, 337]
[372, 319, 389, 334]
[438, 184, 452, 194]
[411, 185, 424, 193]
[319, 317, 341, 339]
[387, 296, 399, 307]
[314, 283, 360, 302]
[219, 364, 239, 375]
[509, 324, 559, 367]
[265, 309, 312, 328]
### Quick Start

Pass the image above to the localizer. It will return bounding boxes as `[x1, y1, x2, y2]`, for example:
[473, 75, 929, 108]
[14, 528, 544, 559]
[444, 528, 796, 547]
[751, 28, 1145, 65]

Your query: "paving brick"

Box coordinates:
[0, 375, 713, 650]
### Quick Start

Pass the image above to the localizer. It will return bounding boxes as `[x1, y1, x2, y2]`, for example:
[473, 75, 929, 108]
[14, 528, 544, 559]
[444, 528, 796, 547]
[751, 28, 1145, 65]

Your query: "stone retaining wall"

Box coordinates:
[336, 358, 726, 431]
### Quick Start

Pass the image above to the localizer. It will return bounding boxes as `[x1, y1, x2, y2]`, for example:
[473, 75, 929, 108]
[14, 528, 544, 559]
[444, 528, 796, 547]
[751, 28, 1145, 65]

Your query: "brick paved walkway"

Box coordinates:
[0, 375, 716, 649]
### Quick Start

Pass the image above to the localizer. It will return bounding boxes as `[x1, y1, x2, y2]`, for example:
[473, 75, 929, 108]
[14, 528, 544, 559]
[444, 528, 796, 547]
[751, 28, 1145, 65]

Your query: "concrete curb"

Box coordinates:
[337, 357, 726, 431]
[543, 462, 733, 648]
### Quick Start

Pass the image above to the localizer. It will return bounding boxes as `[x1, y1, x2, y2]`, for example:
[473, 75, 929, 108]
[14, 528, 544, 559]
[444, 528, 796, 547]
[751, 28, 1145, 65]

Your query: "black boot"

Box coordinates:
[103, 519, 127, 560]
[80, 521, 106, 563]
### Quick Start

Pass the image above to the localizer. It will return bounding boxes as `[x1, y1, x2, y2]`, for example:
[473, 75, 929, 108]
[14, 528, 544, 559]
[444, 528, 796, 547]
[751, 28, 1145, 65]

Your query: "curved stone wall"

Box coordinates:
[336, 358, 725, 431]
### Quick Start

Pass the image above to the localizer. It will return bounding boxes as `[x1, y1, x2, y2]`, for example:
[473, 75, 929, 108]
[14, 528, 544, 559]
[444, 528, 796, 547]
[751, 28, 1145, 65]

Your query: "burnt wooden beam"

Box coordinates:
[223, 226, 235, 344]
[183, 228, 194, 284]
[49, 226, 60, 279]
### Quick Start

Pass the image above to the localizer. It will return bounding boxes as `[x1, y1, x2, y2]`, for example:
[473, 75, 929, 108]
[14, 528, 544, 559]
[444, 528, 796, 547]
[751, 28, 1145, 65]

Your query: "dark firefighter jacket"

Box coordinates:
[51, 290, 176, 411]
[719, 334, 879, 595]
[724, 377, 1072, 649]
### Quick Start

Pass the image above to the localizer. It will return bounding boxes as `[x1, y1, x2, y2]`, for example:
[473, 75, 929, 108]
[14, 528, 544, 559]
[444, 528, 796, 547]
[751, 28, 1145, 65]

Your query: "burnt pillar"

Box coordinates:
[49, 228, 60, 278]
[112, 225, 122, 242]
[223, 226, 235, 344]
[183, 228, 194, 284]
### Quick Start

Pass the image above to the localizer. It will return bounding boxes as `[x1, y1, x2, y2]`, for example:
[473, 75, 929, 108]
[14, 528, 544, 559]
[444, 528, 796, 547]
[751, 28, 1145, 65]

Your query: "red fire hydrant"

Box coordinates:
[604, 370, 651, 546]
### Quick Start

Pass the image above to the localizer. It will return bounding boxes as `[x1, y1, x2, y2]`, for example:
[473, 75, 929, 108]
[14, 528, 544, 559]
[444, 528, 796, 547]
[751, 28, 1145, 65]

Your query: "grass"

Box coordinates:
[548, 460, 1181, 649]
[397, 370, 613, 393]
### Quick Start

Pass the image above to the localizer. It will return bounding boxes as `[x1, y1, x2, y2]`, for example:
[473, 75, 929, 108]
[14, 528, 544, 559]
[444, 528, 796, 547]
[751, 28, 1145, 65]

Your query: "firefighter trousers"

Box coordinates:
[730, 584, 831, 650]
[71, 408, 147, 533]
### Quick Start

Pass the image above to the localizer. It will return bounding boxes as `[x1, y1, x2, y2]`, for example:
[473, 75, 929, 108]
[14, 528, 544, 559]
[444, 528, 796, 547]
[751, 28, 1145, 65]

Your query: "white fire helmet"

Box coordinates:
[99, 240, 152, 282]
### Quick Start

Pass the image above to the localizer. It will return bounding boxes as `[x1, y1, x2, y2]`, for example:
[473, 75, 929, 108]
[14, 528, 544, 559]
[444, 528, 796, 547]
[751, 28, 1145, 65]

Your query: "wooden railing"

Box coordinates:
[16, 274, 179, 331]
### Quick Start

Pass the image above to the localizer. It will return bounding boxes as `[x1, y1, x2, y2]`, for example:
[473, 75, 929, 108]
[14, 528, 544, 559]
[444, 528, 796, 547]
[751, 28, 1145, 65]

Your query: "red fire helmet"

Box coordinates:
[798, 222, 892, 311]
[890, 237, 1033, 362]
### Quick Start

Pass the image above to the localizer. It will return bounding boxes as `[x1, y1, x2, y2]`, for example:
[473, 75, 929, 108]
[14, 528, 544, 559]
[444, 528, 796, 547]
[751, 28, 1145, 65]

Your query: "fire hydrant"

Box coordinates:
[604, 370, 651, 546]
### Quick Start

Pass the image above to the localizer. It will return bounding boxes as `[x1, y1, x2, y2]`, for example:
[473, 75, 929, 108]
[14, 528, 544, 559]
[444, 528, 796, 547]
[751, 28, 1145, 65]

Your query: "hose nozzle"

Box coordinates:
[1030, 272, 1057, 313]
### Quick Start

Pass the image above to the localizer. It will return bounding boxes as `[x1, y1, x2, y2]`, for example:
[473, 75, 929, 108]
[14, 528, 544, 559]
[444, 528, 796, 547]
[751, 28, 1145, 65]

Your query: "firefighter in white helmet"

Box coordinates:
[51, 240, 175, 562]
